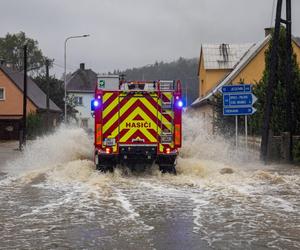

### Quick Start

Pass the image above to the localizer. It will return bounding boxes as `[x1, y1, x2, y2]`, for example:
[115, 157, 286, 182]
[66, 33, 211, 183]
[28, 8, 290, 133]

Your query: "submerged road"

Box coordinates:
[0, 128, 300, 249]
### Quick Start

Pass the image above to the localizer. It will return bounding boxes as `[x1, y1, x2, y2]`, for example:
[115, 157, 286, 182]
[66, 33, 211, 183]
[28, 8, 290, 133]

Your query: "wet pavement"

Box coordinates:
[0, 125, 300, 250]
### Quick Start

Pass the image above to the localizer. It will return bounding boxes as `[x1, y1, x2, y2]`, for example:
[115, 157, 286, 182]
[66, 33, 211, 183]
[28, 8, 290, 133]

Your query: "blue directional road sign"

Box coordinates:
[222, 84, 257, 116]
[223, 93, 257, 106]
[221, 84, 252, 93]
[223, 107, 257, 116]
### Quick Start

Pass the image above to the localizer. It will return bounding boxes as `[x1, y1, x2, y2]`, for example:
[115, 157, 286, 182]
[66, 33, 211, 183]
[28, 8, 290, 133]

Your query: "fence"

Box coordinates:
[239, 133, 300, 162]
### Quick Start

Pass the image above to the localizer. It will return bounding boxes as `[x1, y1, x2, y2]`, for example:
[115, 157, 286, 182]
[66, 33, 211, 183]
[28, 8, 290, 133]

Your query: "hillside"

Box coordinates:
[113, 57, 199, 106]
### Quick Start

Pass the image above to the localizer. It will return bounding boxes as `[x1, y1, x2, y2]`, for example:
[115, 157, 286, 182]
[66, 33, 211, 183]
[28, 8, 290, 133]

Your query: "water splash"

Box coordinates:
[3, 125, 93, 176]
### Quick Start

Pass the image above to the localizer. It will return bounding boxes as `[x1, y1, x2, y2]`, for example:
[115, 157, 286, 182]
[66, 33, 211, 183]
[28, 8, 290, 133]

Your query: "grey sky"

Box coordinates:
[1, 0, 300, 77]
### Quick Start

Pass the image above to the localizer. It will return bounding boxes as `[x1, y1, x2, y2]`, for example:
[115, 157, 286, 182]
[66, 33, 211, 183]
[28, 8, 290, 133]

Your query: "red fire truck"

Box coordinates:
[91, 80, 182, 173]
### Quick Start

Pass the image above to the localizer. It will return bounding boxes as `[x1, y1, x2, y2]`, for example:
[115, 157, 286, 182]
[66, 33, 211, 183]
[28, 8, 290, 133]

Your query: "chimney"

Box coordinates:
[80, 63, 85, 70]
[264, 27, 272, 37]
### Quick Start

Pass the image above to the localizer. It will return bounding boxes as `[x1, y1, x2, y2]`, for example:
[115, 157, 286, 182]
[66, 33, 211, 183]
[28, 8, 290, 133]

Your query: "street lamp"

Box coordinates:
[64, 34, 90, 123]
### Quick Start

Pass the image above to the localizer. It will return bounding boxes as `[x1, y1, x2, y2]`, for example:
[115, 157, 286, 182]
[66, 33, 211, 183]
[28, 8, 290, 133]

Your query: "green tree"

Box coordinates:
[0, 31, 47, 73]
[250, 27, 300, 135]
[33, 75, 65, 110]
[34, 74, 77, 120]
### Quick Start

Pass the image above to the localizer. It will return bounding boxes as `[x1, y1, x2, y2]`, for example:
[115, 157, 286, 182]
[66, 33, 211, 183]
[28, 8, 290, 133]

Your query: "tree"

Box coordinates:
[250, 27, 300, 135]
[33, 75, 65, 110]
[0, 31, 47, 73]
[34, 74, 78, 120]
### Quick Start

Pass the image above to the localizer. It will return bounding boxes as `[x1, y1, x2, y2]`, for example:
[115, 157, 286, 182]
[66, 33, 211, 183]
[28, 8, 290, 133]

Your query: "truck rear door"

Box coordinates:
[118, 92, 160, 145]
[101, 91, 160, 150]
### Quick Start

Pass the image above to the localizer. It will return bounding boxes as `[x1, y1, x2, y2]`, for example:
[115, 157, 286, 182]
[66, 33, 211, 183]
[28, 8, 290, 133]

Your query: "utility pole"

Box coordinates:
[261, 0, 294, 163]
[260, 0, 282, 162]
[285, 0, 293, 161]
[22, 44, 28, 147]
[45, 59, 50, 132]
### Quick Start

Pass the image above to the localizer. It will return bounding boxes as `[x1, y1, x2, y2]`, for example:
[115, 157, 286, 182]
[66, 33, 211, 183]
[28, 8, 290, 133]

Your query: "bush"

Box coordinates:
[27, 112, 42, 139]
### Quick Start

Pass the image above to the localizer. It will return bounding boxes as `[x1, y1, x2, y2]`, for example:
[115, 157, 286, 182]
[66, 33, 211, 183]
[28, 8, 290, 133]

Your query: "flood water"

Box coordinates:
[0, 116, 300, 250]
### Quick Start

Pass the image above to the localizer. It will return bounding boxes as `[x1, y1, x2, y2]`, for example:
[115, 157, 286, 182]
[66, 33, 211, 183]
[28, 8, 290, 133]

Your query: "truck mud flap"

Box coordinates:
[156, 154, 177, 174]
[96, 154, 118, 172]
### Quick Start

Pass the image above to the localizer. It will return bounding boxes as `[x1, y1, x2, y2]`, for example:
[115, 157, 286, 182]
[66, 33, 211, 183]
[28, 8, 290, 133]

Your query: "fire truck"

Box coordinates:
[91, 80, 182, 173]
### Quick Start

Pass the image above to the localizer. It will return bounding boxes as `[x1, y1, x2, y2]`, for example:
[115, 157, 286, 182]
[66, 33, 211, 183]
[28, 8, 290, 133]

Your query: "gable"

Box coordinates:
[231, 38, 300, 85]
[0, 69, 37, 115]
[67, 69, 97, 92]
[0, 66, 61, 112]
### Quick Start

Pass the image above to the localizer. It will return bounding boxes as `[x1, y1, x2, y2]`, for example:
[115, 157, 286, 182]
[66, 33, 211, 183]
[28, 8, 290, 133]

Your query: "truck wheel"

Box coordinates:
[159, 165, 177, 175]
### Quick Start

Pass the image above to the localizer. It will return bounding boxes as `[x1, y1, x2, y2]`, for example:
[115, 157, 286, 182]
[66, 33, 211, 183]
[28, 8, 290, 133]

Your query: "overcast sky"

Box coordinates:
[1, 0, 300, 77]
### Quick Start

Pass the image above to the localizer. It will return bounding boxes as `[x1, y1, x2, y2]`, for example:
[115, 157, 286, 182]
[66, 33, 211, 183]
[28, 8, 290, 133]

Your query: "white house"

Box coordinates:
[67, 63, 119, 131]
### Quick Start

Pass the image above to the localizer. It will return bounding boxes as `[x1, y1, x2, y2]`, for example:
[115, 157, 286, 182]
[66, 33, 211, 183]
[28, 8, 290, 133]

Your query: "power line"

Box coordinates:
[52, 62, 75, 71]
[54, 58, 80, 70]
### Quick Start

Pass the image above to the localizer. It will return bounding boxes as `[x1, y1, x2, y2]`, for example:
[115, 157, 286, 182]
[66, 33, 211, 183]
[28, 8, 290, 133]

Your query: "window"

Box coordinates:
[0, 87, 5, 100]
[75, 96, 83, 106]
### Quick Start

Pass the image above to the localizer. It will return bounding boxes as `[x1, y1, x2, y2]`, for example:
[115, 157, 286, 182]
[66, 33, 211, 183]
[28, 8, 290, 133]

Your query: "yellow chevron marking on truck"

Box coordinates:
[142, 97, 173, 131]
[102, 92, 175, 145]
[103, 97, 157, 134]
[163, 92, 172, 101]
[157, 99, 173, 131]
[111, 107, 161, 140]
[118, 108, 158, 143]
[102, 97, 137, 133]
[119, 126, 157, 143]
[103, 92, 114, 103]
[103, 96, 123, 119]
[118, 101, 159, 131]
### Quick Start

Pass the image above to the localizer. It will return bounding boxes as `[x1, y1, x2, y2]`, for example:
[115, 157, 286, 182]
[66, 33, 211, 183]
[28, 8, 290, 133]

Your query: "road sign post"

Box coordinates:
[220, 84, 256, 151]
[235, 116, 238, 149]
[245, 115, 248, 153]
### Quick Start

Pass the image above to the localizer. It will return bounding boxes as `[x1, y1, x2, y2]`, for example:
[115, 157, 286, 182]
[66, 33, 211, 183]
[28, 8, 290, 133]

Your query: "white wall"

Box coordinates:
[69, 92, 94, 131]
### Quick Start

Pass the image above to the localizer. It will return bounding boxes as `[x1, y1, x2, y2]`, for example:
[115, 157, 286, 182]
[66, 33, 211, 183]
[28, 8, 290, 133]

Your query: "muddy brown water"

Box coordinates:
[0, 124, 300, 249]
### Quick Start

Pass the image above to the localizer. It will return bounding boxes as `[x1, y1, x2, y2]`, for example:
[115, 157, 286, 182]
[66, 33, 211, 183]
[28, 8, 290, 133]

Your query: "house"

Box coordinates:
[0, 64, 61, 140]
[66, 63, 119, 131]
[191, 29, 300, 133]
